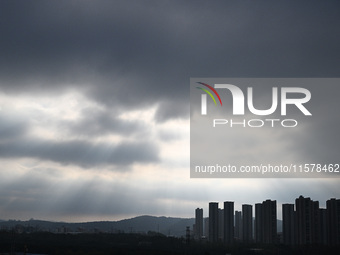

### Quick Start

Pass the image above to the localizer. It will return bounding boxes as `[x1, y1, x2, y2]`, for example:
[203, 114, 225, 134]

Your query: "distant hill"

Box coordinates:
[0, 216, 282, 237]
[0, 216, 194, 237]
[112, 215, 194, 236]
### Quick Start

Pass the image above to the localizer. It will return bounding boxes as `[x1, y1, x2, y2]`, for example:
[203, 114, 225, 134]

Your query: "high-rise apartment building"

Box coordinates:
[319, 208, 328, 245]
[255, 200, 277, 244]
[282, 203, 295, 245]
[218, 208, 224, 240]
[234, 210, 242, 241]
[242, 204, 253, 243]
[326, 198, 340, 245]
[255, 203, 263, 243]
[224, 201, 234, 244]
[295, 195, 313, 245]
[262, 199, 277, 244]
[209, 202, 219, 242]
[195, 208, 203, 240]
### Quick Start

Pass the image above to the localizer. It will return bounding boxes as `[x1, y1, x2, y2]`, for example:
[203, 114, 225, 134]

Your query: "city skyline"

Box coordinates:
[0, 0, 340, 223]
[195, 196, 340, 246]
[0, 194, 336, 222]
[195, 195, 339, 219]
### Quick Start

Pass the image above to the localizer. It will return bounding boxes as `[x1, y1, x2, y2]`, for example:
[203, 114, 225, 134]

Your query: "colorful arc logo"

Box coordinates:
[196, 82, 222, 106]
[196, 82, 222, 115]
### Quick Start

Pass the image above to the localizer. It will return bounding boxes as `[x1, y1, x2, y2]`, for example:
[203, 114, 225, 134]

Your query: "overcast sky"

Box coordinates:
[0, 0, 340, 222]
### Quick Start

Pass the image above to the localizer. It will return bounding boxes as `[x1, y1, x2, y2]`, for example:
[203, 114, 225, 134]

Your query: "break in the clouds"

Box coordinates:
[0, 0, 340, 221]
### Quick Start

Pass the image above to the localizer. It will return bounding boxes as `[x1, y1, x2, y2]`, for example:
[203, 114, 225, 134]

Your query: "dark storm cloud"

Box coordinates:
[0, 138, 159, 168]
[1, 0, 340, 120]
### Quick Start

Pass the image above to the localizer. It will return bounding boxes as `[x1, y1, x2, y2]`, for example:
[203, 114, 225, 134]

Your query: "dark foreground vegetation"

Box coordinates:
[0, 231, 339, 255]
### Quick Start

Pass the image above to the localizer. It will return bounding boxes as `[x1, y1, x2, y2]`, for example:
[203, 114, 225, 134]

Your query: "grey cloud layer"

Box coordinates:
[1, 1, 340, 119]
[0, 138, 159, 168]
[0, 0, 340, 220]
[65, 107, 147, 137]
[0, 113, 29, 139]
[0, 106, 157, 168]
